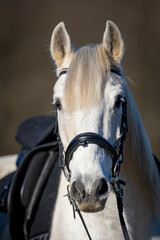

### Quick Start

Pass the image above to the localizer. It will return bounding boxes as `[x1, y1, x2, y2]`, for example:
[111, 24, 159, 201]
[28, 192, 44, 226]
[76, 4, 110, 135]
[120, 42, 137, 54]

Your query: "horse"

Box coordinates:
[0, 20, 160, 240]
[49, 21, 160, 240]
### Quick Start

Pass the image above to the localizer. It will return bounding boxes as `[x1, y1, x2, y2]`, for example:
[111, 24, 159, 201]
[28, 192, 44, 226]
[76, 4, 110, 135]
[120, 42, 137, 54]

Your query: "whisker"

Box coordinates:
[46, 110, 57, 114]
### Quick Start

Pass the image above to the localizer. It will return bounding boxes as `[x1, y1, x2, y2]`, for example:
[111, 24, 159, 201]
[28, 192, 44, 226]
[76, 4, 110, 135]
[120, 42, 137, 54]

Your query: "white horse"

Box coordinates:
[49, 21, 160, 240]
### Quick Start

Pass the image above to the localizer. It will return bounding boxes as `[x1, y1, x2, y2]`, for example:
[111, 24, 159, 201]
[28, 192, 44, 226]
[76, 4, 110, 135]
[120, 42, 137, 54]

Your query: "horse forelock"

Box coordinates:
[63, 45, 113, 112]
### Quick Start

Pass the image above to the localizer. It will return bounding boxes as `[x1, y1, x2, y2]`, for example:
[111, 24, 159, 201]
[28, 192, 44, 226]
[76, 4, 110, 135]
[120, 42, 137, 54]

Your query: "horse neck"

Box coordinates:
[122, 90, 160, 221]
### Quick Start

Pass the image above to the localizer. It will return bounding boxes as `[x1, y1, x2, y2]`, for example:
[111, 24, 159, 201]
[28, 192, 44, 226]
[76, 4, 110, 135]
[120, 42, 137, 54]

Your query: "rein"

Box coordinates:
[56, 68, 130, 240]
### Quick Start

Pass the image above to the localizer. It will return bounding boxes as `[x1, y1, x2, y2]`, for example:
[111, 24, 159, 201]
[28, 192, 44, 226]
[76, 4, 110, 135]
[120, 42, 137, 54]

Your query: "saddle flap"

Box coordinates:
[8, 142, 59, 240]
[20, 151, 49, 208]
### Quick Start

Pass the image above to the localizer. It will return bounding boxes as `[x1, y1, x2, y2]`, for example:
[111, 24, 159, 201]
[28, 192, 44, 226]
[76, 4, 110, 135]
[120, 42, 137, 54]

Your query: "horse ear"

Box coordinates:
[50, 22, 71, 67]
[103, 20, 124, 63]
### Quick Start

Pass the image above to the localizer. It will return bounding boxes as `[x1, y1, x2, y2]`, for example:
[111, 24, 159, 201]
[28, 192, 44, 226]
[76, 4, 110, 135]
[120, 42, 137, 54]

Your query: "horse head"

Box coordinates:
[50, 21, 127, 213]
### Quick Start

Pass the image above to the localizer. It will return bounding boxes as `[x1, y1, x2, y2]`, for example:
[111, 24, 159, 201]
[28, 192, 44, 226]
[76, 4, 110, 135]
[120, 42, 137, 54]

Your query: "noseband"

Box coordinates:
[65, 132, 118, 174]
[56, 68, 130, 240]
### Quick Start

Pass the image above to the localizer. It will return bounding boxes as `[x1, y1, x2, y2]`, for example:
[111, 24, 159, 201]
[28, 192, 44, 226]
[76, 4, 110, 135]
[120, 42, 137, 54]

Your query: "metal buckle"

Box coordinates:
[113, 158, 120, 175]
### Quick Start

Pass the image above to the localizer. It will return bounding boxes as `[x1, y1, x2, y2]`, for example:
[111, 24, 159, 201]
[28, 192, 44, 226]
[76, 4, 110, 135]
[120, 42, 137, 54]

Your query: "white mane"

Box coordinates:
[125, 87, 160, 214]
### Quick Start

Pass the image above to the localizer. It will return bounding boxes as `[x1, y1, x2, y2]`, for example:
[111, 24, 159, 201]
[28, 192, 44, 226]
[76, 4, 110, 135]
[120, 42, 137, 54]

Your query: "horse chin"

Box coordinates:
[78, 199, 107, 213]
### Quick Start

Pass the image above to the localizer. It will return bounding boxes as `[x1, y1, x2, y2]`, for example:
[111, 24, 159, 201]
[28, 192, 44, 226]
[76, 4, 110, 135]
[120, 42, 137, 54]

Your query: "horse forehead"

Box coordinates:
[54, 76, 122, 98]
[65, 106, 102, 128]
[64, 83, 124, 133]
[54, 71, 124, 117]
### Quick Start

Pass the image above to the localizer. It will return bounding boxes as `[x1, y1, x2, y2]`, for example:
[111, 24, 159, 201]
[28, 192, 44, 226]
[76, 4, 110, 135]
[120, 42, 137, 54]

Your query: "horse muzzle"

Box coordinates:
[70, 178, 110, 213]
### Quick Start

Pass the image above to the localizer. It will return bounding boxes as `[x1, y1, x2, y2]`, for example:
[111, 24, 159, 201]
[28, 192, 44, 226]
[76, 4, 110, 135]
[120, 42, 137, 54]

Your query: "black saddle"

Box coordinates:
[0, 116, 60, 240]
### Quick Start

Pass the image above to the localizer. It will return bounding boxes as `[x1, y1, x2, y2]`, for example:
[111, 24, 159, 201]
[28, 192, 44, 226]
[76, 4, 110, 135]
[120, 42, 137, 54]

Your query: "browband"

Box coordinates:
[59, 66, 121, 77]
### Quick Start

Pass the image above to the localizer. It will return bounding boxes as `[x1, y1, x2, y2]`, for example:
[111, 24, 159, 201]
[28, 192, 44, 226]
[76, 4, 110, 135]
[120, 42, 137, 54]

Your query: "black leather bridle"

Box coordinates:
[56, 67, 130, 240]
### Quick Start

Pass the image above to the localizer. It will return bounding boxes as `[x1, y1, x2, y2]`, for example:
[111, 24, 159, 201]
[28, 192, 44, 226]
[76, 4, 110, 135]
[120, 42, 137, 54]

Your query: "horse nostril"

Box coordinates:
[97, 178, 109, 198]
[70, 181, 85, 201]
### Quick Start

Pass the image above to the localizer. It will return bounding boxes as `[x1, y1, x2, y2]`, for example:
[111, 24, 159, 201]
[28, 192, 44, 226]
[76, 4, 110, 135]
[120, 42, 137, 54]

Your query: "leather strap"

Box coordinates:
[65, 132, 118, 173]
[116, 195, 130, 240]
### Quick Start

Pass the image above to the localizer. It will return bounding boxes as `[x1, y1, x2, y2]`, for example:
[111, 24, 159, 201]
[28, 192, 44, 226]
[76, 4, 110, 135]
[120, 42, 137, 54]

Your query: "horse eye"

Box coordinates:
[55, 99, 62, 110]
[115, 95, 124, 108]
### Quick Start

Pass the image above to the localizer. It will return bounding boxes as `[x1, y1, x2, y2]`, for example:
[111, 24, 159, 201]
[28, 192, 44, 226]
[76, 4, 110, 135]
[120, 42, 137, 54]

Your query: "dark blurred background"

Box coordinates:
[0, 0, 160, 158]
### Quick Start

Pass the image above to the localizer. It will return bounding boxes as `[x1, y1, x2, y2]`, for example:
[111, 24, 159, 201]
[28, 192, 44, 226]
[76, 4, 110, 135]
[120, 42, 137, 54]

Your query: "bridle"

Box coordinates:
[56, 67, 130, 240]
